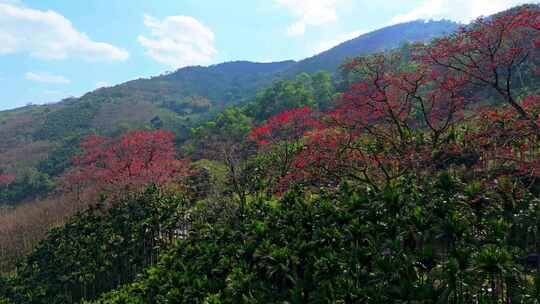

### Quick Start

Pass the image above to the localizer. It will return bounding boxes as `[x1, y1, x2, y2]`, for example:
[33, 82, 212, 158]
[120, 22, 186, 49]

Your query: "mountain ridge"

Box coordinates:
[0, 19, 459, 115]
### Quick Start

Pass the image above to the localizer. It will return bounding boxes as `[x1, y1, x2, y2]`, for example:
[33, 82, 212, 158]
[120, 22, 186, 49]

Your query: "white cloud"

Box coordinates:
[0, 3, 129, 61]
[313, 29, 367, 54]
[390, 0, 531, 24]
[25, 72, 70, 84]
[0, 0, 21, 4]
[96, 81, 109, 88]
[137, 14, 217, 68]
[275, 0, 340, 36]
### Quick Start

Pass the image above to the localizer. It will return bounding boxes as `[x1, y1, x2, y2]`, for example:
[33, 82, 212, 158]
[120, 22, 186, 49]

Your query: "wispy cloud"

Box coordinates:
[138, 14, 217, 68]
[0, 2, 129, 61]
[25, 72, 70, 84]
[390, 0, 531, 24]
[275, 0, 340, 36]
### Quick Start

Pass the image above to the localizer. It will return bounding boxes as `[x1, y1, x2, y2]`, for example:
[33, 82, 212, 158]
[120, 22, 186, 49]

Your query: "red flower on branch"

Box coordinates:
[65, 130, 189, 195]
[249, 106, 318, 146]
[0, 173, 16, 186]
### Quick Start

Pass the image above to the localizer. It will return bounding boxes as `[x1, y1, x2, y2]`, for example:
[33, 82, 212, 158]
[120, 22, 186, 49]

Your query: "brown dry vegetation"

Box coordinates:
[90, 101, 158, 132]
[0, 108, 50, 171]
[0, 140, 56, 172]
[0, 193, 91, 274]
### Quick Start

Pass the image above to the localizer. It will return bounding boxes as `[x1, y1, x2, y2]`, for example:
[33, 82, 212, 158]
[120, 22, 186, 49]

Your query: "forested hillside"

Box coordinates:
[0, 19, 457, 208]
[1, 3, 540, 303]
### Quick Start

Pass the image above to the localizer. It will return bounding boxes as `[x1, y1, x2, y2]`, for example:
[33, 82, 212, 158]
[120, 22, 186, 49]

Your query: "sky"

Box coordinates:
[0, 0, 534, 111]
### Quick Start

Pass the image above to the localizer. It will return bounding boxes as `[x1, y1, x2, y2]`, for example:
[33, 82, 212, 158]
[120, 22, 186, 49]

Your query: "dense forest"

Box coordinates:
[1, 4, 540, 303]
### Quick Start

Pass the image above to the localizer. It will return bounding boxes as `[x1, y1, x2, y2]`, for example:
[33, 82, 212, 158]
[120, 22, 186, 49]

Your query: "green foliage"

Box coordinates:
[37, 136, 81, 177]
[245, 73, 322, 121]
[84, 176, 540, 303]
[33, 101, 99, 141]
[2, 187, 190, 304]
[0, 168, 54, 205]
[161, 96, 212, 115]
[310, 71, 337, 110]
[192, 107, 253, 141]
[0, 277, 16, 304]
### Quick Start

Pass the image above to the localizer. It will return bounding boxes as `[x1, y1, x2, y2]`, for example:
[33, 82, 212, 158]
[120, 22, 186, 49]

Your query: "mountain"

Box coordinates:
[0, 19, 459, 204]
[122, 60, 297, 106]
[284, 19, 459, 75]
[69, 19, 458, 120]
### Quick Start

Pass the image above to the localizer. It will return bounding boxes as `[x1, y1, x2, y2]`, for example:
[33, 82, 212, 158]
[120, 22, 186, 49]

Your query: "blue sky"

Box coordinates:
[0, 0, 533, 110]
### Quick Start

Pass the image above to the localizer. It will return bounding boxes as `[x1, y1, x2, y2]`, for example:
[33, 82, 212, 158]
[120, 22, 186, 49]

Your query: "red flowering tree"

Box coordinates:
[278, 7, 540, 191]
[294, 53, 465, 187]
[248, 51, 471, 191]
[0, 172, 15, 186]
[249, 106, 319, 191]
[64, 130, 189, 197]
[249, 106, 317, 146]
[469, 95, 540, 182]
[336, 53, 466, 148]
[276, 128, 370, 191]
[250, 7, 540, 194]
[420, 7, 540, 133]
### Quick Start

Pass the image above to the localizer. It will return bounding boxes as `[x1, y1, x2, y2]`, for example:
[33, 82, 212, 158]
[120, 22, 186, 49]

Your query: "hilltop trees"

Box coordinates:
[246, 72, 335, 122]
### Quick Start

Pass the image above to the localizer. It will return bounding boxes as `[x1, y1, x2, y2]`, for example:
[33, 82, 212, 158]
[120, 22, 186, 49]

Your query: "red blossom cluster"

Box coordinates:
[248, 106, 318, 146]
[277, 128, 365, 191]
[64, 130, 189, 195]
[469, 95, 540, 180]
[248, 107, 321, 189]
[420, 7, 540, 129]
[0, 173, 16, 186]
[333, 54, 466, 146]
[511, 8, 540, 36]
[268, 53, 468, 189]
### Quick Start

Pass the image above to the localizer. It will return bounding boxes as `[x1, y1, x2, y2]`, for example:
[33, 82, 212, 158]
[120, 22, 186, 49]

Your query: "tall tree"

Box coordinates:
[421, 6, 540, 132]
[64, 130, 188, 197]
